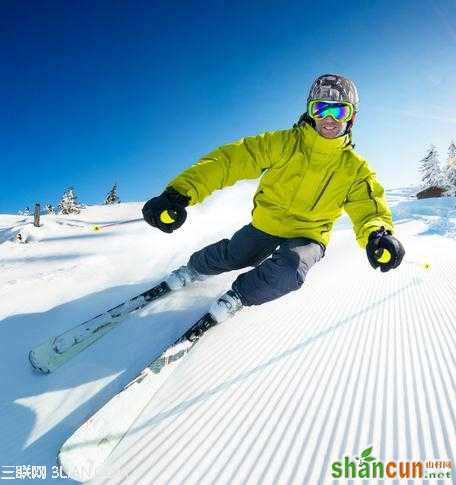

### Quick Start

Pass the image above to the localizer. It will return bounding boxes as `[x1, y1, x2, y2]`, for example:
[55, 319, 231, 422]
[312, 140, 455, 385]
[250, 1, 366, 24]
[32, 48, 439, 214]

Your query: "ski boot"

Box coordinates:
[183, 289, 244, 343]
[208, 289, 243, 324]
[165, 264, 206, 290]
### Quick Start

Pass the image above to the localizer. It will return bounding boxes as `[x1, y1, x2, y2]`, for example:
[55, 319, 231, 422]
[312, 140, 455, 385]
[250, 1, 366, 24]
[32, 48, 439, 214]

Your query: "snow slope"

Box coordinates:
[0, 183, 455, 484]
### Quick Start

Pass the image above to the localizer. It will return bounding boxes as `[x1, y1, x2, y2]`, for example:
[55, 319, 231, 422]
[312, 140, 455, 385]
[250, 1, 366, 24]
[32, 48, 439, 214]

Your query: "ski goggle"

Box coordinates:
[308, 100, 354, 122]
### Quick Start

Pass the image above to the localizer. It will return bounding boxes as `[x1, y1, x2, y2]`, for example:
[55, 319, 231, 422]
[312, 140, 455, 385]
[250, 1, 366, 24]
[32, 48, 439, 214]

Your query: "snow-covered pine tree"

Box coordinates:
[46, 204, 55, 214]
[448, 141, 456, 167]
[443, 170, 456, 196]
[419, 145, 443, 189]
[59, 187, 82, 215]
[103, 183, 120, 205]
[443, 145, 456, 196]
[18, 207, 31, 216]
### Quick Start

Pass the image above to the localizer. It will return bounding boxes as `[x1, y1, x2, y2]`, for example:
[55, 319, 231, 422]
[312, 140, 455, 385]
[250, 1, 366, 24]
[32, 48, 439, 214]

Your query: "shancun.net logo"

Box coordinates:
[331, 446, 453, 480]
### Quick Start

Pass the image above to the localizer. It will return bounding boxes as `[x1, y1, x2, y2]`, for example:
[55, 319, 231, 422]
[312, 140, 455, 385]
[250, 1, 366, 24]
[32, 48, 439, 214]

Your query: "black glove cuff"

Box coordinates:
[368, 226, 392, 242]
[164, 187, 191, 207]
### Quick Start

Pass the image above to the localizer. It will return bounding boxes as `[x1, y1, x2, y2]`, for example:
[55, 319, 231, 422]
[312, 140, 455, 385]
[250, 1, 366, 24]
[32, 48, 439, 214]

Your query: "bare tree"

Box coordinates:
[34, 203, 41, 227]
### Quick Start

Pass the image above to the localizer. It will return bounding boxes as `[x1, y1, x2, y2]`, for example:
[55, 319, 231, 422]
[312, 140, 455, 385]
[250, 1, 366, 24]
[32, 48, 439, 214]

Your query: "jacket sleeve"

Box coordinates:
[343, 161, 394, 248]
[167, 130, 288, 205]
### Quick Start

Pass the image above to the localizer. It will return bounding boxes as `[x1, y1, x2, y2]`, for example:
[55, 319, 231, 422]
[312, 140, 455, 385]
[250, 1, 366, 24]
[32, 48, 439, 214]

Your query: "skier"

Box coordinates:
[142, 74, 405, 325]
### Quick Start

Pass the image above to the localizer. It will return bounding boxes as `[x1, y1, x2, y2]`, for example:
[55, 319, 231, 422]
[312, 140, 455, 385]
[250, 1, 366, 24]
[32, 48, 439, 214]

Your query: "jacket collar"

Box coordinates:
[301, 122, 351, 153]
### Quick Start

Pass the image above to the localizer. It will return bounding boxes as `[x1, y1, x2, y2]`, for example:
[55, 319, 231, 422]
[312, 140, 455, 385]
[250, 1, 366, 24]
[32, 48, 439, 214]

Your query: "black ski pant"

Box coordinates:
[188, 223, 325, 306]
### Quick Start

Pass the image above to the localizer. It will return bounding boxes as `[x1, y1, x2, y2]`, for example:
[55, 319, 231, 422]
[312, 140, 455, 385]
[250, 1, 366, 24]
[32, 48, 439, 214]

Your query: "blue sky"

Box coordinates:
[1, 0, 455, 213]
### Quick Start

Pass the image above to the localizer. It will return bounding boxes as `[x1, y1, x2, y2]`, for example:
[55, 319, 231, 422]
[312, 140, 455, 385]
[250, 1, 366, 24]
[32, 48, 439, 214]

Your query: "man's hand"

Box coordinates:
[366, 226, 405, 272]
[142, 187, 190, 233]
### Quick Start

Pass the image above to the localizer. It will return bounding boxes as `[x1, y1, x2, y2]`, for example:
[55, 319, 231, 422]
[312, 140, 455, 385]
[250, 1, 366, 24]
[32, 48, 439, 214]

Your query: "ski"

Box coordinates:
[57, 312, 217, 482]
[28, 281, 172, 374]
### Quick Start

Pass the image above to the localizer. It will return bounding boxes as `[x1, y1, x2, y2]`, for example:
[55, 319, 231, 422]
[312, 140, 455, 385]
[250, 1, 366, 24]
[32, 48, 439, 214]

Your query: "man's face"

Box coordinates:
[314, 116, 347, 139]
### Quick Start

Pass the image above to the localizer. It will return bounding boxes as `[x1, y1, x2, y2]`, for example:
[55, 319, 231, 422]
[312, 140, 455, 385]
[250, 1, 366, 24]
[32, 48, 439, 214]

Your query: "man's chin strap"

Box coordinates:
[346, 113, 356, 133]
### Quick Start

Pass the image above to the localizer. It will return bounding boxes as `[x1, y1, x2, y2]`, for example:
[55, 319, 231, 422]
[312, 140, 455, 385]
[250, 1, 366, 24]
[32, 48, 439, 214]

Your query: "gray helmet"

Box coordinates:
[307, 74, 359, 112]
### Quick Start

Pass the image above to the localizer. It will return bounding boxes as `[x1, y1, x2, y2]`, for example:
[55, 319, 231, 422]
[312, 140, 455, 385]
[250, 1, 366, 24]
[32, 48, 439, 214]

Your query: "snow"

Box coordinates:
[0, 182, 455, 483]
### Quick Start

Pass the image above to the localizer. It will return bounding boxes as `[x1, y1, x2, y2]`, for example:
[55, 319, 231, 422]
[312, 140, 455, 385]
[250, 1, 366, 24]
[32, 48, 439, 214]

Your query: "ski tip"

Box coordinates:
[58, 444, 111, 482]
[57, 450, 96, 483]
[28, 350, 50, 374]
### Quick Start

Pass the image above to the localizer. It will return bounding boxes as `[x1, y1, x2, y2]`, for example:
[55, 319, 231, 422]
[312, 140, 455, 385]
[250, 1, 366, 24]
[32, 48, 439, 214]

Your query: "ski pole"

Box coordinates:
[92, 218, 143, 231]
[403, 259, 431, 270]
[375, 249, 431, 270]
[92, 210, 177, 231]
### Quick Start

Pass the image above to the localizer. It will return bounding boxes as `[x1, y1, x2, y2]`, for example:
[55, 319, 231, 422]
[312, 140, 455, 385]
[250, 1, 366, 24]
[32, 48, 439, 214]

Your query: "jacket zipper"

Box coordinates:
[364, 179, 379, 215]
[251, 189, 264, 214]
[310, 171, 335, 211]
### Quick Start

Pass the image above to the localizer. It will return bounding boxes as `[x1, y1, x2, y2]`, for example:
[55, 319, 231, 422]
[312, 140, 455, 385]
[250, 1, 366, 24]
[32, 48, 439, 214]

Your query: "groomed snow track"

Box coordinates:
[91, 227, 456, 485]
[0, 187, 455, 484]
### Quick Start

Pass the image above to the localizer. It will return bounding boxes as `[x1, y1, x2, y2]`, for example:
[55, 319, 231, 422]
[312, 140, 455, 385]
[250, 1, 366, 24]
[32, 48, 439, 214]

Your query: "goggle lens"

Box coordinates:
[309, 100, 353, 122]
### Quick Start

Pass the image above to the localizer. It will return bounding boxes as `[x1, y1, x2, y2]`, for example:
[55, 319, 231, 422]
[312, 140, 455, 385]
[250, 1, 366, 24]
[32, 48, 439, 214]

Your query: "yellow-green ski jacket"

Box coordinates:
[168, 123, 393, 248]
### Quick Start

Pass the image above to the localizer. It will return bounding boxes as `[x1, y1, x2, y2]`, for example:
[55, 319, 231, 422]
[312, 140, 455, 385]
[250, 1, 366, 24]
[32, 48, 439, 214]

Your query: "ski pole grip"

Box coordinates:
[160, 210, 177, 224]
[375, 248, 392, 263]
